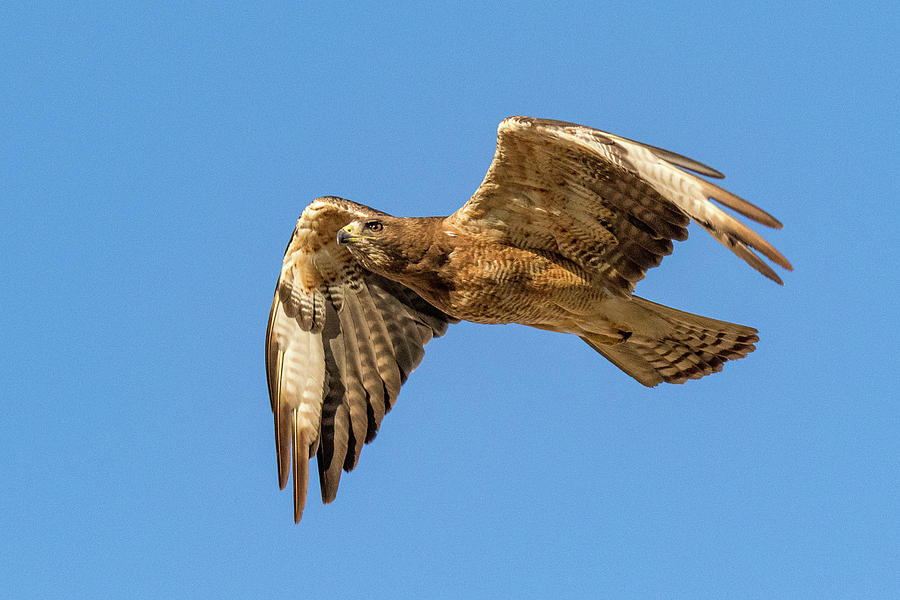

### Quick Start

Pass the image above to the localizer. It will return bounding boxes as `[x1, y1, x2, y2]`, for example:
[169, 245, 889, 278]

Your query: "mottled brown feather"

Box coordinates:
[266, 197, 455, 518]
[449, 117, 791, 289]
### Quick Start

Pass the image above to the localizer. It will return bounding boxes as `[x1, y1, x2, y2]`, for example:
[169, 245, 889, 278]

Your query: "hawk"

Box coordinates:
[266, 117, 791, 522]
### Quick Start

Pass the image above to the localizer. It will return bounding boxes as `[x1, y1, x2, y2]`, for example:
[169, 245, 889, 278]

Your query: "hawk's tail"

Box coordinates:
[581, 296, 759, 387]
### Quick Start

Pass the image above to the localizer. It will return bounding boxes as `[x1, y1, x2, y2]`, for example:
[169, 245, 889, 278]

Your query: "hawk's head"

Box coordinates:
[336, 217, 414, 276]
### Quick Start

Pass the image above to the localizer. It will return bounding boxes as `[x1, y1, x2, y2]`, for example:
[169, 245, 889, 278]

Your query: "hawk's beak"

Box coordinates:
[336, 225, 354, 245]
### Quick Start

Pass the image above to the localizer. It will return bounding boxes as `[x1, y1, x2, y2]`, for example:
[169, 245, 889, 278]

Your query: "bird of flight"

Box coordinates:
[266, 116, 792, 522]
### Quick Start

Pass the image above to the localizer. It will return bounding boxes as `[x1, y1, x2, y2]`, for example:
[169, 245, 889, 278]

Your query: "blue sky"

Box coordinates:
[2, 2, 898, 598]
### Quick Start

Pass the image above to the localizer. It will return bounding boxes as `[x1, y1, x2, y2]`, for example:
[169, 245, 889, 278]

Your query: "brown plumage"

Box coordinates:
[265, 116, 792, 522]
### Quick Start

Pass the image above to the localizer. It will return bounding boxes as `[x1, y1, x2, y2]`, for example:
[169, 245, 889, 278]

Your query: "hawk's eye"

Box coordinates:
[365, 220, 383, 233]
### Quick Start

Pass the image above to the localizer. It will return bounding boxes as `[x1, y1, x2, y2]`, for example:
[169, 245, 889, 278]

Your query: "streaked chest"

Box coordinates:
[421, 240, 602, 324]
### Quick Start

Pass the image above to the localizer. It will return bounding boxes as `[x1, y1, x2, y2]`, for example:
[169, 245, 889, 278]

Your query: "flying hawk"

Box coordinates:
[266, 117, 791, 522]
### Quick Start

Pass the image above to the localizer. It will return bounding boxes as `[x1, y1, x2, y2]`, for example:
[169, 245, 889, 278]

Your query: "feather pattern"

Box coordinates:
[584, 296, 760, 387]
[448, 117, 792, 292]
[266, 197, 455, 520]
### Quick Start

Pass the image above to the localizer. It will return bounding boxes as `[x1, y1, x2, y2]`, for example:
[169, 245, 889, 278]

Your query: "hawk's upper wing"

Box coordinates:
[447, 117, 792, 295]
[266, 196, 455, 522]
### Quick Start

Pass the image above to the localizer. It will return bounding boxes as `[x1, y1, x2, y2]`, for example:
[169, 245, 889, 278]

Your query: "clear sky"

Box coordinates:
[2, 2, 898, 598]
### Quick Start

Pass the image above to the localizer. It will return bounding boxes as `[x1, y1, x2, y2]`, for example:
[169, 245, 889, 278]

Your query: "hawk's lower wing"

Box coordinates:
[266, 197, 455, 522]
[447, 117, 791, 294]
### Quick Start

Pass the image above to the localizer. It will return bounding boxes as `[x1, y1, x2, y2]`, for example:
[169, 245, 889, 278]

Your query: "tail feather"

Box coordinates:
[583, 296, 758, 387]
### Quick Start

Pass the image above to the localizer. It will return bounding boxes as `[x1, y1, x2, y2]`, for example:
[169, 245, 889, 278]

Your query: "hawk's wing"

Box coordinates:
[447, 117, 792, 295]
[266, 196, 455, 522]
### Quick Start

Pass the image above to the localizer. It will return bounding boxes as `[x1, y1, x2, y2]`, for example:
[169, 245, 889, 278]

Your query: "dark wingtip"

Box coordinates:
[647, 144, 726, 178]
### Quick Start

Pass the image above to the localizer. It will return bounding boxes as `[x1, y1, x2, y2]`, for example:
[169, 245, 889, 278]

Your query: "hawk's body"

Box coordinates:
[345, 216, 603, 326]
[266, 117, 792, 522]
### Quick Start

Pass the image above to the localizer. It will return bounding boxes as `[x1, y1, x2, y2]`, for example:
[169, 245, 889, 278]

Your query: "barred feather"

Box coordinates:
[266, 197, 454, 519]
[584, 296, 759, 387]
[449, 116, 791, 292]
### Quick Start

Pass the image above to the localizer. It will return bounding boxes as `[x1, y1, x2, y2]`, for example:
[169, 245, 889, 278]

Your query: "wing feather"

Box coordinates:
[354, 283, 403, 401]
[342, 290, 386, 442]
[316, 302, 350, 503]
[447, 117, 790, 293]
[266, 196, 455, 519]
[335, 293, 370, 471]
[369, 283, 432, 382]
